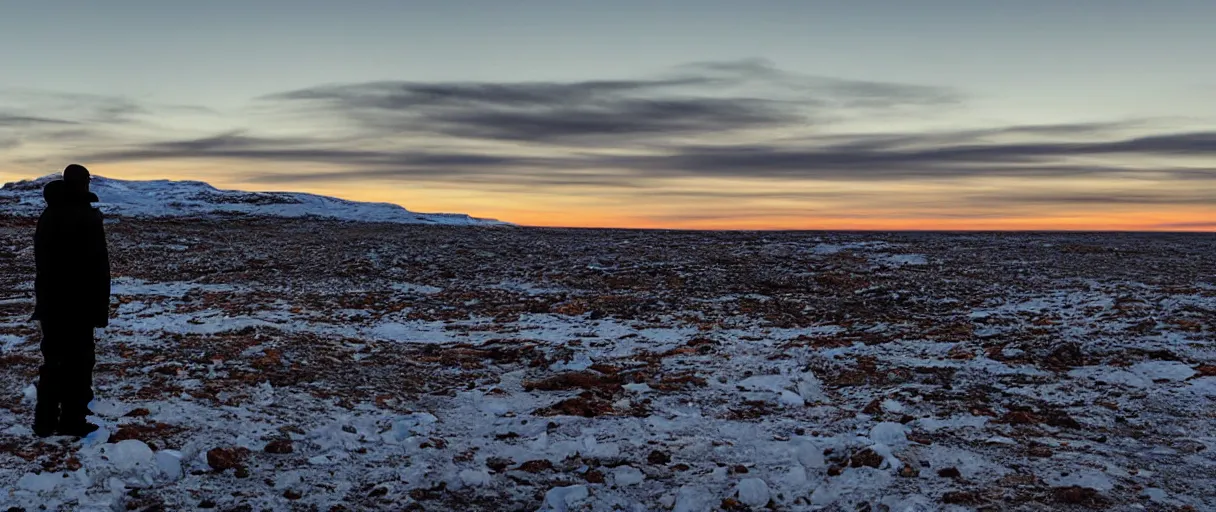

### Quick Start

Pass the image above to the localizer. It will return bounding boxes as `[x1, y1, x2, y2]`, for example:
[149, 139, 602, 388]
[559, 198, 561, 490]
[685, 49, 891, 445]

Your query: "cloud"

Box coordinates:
[27, 59, 1209, 221]
[263, 59, 957, 144]
[962, 190, 1216, 206]
[0, 113, 78, 127]
[1153, 221, 1216, 230]
[80, 127, 1216, 187]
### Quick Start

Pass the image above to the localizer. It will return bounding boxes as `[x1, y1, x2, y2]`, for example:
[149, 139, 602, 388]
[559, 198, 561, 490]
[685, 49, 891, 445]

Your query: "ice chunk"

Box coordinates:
[1142, 487, 1168, 502]
[275, 471, 303, 490]
[253, 381, 275, 406]
[623, 383, 652, 393]
[673, 485, 712, 512]
[881, 399, 904, 413]
[580, 435, 621, 458]
[460, 469, 492, 487]
[736, 478, 771, 508]
[613, 465, 645, 486]
[737, 374, 790, 393]
[779, 390, 805, 407]
[156, 450, 183, 481]
[795, 440, 825, 469]
[17, 472, 62, 492]
[796, 371, 825, 403]
[868, 442, 901, 470]
[22, 384, 37, 404]
[782, 465, 808, 487]
[101, 440, 156, 473]
[869, 422, 908, 446]
[543, 484, 590, 511]
[811, 484, 840, 506]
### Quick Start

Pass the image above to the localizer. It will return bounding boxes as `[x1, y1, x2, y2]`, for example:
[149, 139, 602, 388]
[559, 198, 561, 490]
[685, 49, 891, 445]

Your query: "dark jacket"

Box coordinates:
[32, 181, 111, 327]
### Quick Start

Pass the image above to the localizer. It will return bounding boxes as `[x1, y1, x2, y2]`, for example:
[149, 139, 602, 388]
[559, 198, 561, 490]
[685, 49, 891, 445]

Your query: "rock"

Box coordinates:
[283, 490, 302, 500]
[899, 465, 920, 478]
[827, 465, 844, 477]
[1027, 444, 1054, 458]
[1045, 343, 1085, 369]
[849, 448, 884, 469]
[647, 450, 671, 465]
[1003, 411, 1040, 425]
[234, 466, 251, 478]
[720, 498, 748, 511]
[583, 469, 605, 484]
[937, 467, 961, 478]
[198, 499, 217, 509]
[862, 399, 883, 415]
[522, 371, 622, 393]
[941, 491, 983, 505]
[109, 426, 146, 443]
[486, 457, 513, 473]
[124, 408, 151, 417]
[1043, 410, 1081, 429]
[518, 459, 554, 473]
[206, 447, 250, 472]
[735, 478, 771, 508]
[264, 439, 294, 454]
[1053, 486, 1105, 506]
[535, 396, 615, 417]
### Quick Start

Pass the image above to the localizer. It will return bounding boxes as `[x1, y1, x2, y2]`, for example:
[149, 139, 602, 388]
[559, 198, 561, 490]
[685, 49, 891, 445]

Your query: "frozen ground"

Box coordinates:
[0, 218, 1212, 511]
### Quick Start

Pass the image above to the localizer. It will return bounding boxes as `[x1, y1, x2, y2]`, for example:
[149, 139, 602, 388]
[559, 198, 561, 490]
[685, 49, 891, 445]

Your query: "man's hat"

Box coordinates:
[63, 164, 90, 184]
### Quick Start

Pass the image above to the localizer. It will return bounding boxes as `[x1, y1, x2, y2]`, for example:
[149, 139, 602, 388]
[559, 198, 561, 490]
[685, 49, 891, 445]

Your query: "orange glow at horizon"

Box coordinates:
[2, 164, 1211, 232]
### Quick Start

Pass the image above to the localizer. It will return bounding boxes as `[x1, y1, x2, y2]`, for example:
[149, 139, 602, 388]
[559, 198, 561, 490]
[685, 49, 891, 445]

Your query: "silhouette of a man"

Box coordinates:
[32, 164, 111, 438]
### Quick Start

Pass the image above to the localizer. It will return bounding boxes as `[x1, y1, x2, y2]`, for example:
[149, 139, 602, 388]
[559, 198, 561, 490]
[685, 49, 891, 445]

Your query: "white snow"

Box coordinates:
[17, 472, 64, 493]
[0, 174, 506, 225]
[459, 469, 492, 487]
[1069, 360, 1199, 388]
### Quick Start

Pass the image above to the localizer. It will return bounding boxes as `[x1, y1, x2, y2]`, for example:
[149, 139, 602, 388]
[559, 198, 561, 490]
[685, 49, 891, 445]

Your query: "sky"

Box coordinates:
[1, 0, 1213, 230]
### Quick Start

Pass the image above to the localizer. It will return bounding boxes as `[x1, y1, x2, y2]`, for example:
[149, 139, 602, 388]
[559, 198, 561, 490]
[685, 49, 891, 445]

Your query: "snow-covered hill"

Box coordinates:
[0, 174, 507, 226]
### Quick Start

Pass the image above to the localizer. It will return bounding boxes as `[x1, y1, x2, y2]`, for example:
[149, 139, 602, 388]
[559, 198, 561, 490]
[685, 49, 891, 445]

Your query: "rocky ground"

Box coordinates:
[0, 217, 1213, 511]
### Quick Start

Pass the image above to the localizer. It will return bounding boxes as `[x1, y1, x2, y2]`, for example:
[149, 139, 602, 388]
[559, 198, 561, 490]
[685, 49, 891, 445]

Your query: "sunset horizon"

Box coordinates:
[3, 1, 1213, 231]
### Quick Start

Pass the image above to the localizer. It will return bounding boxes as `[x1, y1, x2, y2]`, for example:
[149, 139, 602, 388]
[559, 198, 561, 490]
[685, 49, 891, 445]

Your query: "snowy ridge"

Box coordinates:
[0, 174, 508, 226]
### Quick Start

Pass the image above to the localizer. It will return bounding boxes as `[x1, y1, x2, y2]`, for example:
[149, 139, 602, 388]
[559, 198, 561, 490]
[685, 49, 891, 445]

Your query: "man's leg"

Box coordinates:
[35, 321, 64, 437]
[58, 323, 97, 436]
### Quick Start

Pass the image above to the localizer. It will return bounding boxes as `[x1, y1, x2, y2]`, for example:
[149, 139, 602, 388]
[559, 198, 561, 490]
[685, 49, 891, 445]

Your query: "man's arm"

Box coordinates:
[91, 210, 111, 328]
[31, 213, 50, 320]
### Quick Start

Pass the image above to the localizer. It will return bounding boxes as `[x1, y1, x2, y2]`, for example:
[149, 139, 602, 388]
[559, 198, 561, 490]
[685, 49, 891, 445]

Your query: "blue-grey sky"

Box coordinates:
[2, 0, 1213, 229]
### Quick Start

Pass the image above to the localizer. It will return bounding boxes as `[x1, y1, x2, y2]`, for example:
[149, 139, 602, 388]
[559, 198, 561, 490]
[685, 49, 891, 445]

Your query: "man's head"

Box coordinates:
[43, 180, 65, 207]
[63, 164, 91, 201]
